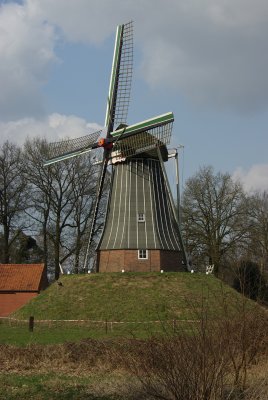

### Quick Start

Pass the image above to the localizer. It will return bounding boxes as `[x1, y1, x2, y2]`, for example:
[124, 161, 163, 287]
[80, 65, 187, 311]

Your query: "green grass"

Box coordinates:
[0, 272, 251, 345]
[0, 322, 98, 346]
[13, 272, 242, 321]
[0, 373, 122, 399]
[0, 318, 170, 345]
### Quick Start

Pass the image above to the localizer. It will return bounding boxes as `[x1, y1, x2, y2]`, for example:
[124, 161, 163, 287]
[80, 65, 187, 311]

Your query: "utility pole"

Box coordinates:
[168, 145, 184, 226]
[166, 145, 188, 269]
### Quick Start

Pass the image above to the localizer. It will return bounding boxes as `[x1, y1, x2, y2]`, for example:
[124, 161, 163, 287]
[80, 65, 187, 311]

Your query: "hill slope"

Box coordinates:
[13, 272, 246, 321]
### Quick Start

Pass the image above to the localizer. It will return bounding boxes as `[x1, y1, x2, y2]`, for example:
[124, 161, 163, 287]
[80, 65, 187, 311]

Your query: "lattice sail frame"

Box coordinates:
[111, 112, 173, 159]
[112, 122, 173, 158]
[44, 130, 102, 166]
[105, 21, 133, 132]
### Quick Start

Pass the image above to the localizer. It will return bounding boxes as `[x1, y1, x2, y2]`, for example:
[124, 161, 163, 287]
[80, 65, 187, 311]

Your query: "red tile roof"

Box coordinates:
[0, 264, 46, 292]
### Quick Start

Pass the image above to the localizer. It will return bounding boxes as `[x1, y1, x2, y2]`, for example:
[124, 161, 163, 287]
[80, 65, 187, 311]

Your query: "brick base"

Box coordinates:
[97, 249, 185, 272]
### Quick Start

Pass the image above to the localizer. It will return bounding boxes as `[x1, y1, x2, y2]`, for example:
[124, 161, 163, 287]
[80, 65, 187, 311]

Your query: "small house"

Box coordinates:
[0, 264, 48, 317]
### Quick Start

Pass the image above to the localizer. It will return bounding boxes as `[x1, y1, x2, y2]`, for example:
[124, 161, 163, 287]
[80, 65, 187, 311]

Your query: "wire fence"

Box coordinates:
[0, 316, 199, 344]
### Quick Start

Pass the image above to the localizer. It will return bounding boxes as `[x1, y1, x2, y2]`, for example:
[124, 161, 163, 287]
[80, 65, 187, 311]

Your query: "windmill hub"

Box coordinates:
[97, 137, 113, 150]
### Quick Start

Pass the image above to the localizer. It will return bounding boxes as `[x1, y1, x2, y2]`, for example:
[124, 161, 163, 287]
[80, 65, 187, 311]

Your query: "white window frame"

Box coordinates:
[137, 212, 145, 222]
[138, 249, 148, 259]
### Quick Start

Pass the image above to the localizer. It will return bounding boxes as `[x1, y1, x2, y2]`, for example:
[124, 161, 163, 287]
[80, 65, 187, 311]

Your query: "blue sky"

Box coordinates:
[1, 0, 268, 192]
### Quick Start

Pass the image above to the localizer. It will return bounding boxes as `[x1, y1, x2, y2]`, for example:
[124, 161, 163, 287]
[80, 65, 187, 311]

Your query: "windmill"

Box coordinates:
[44, 21, 189, 273]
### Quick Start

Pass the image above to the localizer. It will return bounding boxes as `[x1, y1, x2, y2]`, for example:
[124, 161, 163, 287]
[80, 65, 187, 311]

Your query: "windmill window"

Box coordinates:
[138, 249, 148, 259]
[138, 213, 145, 222]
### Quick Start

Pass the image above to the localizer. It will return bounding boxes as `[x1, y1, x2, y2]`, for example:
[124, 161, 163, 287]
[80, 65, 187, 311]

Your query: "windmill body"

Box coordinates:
[97, 156, 184, 272]
[44, 21, 188, 273]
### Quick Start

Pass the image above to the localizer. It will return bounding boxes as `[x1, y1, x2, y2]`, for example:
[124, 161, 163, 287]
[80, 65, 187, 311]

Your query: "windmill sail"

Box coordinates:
[105, 21, 133, 134]
[111, 112, 173, 159]
[44, 130, 102, 166]
[83, 21, 134, 270]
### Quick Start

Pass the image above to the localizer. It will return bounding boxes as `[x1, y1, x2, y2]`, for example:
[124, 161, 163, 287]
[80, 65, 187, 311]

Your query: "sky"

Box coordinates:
[0, 0, 268, 193]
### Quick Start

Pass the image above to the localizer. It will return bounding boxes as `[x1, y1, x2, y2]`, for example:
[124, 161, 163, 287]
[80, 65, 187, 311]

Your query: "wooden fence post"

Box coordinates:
[29, 316, 34, 332]
[105, 319, 108, 334]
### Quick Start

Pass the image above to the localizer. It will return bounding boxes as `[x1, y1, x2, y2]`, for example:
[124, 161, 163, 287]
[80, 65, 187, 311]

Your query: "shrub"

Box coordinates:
[122, 295, 268, 399]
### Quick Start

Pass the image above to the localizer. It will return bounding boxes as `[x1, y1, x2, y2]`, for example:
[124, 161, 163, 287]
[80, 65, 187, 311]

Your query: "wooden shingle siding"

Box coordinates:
[98, 158, 181, 251]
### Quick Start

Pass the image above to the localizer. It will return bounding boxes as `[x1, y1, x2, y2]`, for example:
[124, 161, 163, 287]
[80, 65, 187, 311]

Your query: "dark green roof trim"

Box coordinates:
[111, 112, 174, 138]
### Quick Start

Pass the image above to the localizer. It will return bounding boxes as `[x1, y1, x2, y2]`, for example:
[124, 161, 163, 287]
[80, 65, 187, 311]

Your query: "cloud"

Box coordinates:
[138, 0, 268, 113]
[1, 0, 268, 118]
[0, 114, 103, 146]
[27, 0, 118, 44]
[232, 164, 268, 193]
[0, 1, 58, 120]
[32, 0, 268, 113]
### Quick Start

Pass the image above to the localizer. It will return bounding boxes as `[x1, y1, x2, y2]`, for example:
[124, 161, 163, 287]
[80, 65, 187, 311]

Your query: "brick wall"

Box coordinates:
[0, 292, 37, 317]
[97, 249, 184, 272]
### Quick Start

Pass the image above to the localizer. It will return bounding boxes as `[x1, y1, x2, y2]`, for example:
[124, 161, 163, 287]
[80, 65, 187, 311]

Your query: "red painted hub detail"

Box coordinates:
[98, 138, 113, 150]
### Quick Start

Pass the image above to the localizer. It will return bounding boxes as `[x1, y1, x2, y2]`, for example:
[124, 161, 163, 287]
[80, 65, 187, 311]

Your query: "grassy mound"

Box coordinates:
[0, 272, 254, 345]
[14, 272, 244, 321]
[0, 273, 266, 399]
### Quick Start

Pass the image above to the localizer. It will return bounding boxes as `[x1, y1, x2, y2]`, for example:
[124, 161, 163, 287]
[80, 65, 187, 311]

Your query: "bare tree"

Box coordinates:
[246, 191, 268, 274]
[71, 160, 107, 272]
[0, 141, 28, 263]
[55, 153, 106, 274]
[182, 166, 248, 275]
[24, 138, 105, 278]
[24, 138, 53, 270]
